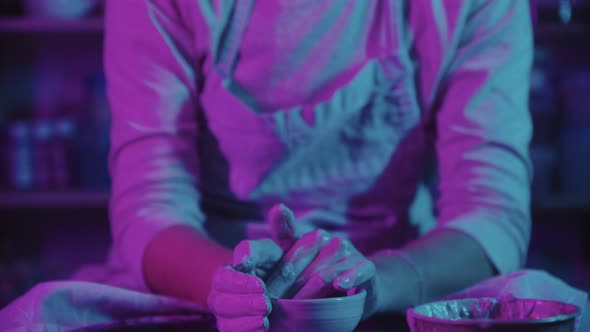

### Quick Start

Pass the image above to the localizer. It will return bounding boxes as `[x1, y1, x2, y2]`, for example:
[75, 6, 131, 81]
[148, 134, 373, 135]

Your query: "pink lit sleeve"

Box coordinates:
[104, 0, 205, 291]
[434, 0, 534, 274]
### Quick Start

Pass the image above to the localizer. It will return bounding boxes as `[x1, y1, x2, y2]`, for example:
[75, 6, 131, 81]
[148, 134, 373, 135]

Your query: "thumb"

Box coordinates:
[268, 203, 298, 252]
[233, 239, 283, 279]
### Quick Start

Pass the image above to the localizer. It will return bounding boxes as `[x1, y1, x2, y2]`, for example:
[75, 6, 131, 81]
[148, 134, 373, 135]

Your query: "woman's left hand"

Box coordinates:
[264, 204, 384, 319]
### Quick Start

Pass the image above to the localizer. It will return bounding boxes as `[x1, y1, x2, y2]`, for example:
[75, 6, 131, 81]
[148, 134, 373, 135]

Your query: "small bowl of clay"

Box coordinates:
[407, 297, 581, 332]
[269, 289, 367, 332]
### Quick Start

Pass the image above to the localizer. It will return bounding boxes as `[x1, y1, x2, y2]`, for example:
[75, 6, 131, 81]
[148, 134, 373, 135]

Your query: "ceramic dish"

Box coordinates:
[269, 289, 367, 332]
[407, 297, 580, 332]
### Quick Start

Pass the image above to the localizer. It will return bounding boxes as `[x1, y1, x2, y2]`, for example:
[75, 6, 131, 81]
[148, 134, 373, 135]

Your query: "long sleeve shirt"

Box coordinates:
[105, 0, 533, 291]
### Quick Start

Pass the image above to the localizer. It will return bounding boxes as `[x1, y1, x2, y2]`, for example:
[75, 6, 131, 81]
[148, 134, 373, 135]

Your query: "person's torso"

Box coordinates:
[183, 0, 469, 251]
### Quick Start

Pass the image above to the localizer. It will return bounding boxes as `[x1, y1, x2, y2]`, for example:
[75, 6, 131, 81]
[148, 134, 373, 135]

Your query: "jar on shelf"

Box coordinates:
[51, 116, 76, 190]
[8, 121, 34, 191]
[32, 119, 53, 190]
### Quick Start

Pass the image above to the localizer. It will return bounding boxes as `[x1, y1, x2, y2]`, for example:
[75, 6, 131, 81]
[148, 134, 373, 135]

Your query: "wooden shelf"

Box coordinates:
[0, 17, 103, 33]
[0, 191, 109, 209]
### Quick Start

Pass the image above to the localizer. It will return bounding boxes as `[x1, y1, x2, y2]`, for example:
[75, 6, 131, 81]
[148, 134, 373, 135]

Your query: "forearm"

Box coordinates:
[143, 225, 233, 307]
[371, 227, 496, 313]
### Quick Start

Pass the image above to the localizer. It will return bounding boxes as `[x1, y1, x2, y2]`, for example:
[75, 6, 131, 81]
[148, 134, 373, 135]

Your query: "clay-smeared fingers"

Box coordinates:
[265, 229, 331, 298]
[292, 272, 334, 299]
[208, 292, 271, 318]
[217, 316, 269, 332]
[292, 255, 364, 299]
[292, 238, 356, 289]
[233, 239, 284, 276]
[334, 259, 377, 291]
[212, 267, 266, 294]
[267, 203, 299, 252]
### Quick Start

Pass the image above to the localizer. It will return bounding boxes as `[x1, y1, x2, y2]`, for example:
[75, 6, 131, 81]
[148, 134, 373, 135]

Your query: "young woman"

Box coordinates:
[105, 1, 533, 331]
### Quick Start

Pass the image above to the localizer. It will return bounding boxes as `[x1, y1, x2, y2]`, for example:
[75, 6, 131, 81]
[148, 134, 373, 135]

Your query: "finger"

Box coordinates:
[213, 266, 266, 294]
[333, 260, 377, 291]
[294, 237, 357, 290]
[293, 256, 364, 299]
[293, 274, 332, 300]
[265, 229, 331, 299]
[233, 239, 283, 277]
[217, 316, 269, 332]
[268, 203, 298, 252]
[209, 292, 271, 318]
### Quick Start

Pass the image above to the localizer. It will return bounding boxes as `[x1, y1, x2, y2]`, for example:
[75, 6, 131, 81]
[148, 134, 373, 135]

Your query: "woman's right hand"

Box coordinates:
[208, 238, 283, 332]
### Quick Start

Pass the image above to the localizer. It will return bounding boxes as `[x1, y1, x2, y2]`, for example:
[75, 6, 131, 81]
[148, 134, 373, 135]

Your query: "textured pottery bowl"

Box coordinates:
[269, 289, 366, 332]
[407, 297, 581, 332]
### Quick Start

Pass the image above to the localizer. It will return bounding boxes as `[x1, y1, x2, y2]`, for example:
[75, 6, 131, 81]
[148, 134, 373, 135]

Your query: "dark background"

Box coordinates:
[0, 0, 589, 308]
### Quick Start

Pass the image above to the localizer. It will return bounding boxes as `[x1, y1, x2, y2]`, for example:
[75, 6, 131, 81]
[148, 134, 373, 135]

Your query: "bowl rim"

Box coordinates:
[406, 297, 581, 326]
[272, 288, 366, 305]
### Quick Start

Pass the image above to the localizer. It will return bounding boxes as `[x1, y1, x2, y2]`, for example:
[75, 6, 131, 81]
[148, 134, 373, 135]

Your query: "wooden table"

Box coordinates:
[76, 314, 411, 332]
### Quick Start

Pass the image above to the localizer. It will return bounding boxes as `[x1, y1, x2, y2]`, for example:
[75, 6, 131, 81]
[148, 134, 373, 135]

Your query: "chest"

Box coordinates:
[231, 0, 405, 111]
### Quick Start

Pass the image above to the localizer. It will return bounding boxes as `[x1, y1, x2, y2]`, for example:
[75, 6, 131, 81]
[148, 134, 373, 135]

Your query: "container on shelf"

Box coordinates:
[37, 114, 78, 191]
[52, 116, 76, 190]
[32, 119, 53, 190]
[8, 121, 34, 191]
[3, 114, 80, 192]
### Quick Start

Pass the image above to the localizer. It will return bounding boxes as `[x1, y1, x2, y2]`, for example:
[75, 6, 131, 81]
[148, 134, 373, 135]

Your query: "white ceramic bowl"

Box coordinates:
[269, 290, 366, 332]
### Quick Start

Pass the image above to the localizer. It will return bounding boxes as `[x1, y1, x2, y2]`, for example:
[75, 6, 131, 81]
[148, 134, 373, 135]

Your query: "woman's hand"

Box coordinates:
[208, 238, 283, 332]
[265, 204, 383, 319]
[209, 203, 386, 331]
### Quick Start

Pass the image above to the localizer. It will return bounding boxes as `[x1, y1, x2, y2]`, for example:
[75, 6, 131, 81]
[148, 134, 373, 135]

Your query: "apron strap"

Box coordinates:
[211, 0, 254, 79]
[204, 0, 261, 111]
